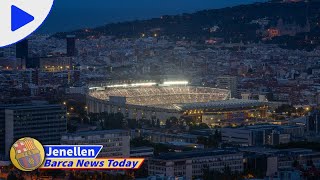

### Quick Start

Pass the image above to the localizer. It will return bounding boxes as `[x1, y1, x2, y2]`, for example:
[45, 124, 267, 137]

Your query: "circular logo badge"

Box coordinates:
[10, 137, 45, 171]
[0, 0, 54, 47]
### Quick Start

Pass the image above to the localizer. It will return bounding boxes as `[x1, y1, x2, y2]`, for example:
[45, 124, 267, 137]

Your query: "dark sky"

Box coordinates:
[38, 0, 266, 34]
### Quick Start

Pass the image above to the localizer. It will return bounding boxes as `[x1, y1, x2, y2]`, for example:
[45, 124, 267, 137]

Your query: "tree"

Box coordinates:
[197, 136, 208, 146]
[156, 119, 161, 127]
[247, 68, 254, 74]
[275, 104, 295, 115]
[130, 137, 152, 147]
[7, 172, 18, 180]
[114, 112, 125, 128]
[307, 159, 314, 167]
[88, 113, 100, 123]
[203, 166, 241, 180]
[165, 117, 179, 128]
[197, 131, 221, 148]
[132, 163, 148, 178]
[151, 119, 156, 127]
[213, 129, 222, 141]
[127, 119, 138, 129]
[296, 107, 305, 116]
[67, 122, 77, 132]
[183, 116, 194, 126]
[293, 160, 299, 168]
[102, 112, 125, 129]
[189, 123, 210, 131]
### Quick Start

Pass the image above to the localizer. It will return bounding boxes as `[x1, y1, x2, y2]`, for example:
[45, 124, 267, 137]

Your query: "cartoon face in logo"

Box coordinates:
[10, 137, 45, 171]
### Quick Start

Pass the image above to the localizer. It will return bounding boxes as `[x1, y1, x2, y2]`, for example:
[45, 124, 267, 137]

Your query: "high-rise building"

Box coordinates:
[307, 110, 320, 134]
[25, 69, 39, 85]
[216, 75, 238, 98]
[66, 35, 76, 57]
[0, 106, 6, 160]
[0, 103, 67, 160]
[73, 64, 81, 84]
[16, 39, 29, 59]
[73, 70, 81, 84]
[61, 130, 130, 157]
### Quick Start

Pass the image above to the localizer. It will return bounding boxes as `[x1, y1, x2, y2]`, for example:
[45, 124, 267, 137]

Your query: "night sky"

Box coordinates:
[38, 0, 266, 34]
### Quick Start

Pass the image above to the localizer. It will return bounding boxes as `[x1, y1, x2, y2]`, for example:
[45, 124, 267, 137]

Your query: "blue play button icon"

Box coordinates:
[11, 5, 35, 32]
[0, 0, 54, 47]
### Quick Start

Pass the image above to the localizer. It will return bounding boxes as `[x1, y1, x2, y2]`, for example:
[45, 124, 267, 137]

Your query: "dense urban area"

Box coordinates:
[1, 0, 320, 179]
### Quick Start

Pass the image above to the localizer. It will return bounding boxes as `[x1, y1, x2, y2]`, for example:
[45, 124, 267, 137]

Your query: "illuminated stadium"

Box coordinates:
[87, 81, 268, 122]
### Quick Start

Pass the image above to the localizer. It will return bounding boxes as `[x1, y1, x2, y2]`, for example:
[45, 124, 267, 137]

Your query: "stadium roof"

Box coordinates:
[62, 129, 128, 137]
[154, 149, 241, 160]
[174, 99, 268, 111]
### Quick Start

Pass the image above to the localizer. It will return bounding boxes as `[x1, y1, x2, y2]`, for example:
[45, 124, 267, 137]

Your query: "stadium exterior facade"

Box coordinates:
[86, 82, 268, 123]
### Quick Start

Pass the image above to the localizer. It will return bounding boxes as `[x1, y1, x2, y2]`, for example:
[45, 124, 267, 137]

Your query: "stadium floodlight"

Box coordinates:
[89, 87, 105, 90]
[107, 84, 129, 88]
[89, 87, 99, 90]
[131, 82, 157, 87]
[106, 82, 157, 88]
[162, 81, 189, 86]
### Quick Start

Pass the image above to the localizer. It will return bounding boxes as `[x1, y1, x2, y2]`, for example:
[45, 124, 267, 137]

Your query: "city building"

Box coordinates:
[40, 56, 72, 72]
[1, 103, 67, 159]
[16, 39, 28, 60]
[18, 69, 39, 85]
[306, 110, 320, 135]
[67, 35, 76, 57]
[163, 142, 205, 151]
[276, 170, 302, 180]
[216, 75, 238, 98]
[241, 148, 320, 178]
[130, 146, 154, 158]
[0, 58, 24, 70]
[148, 149, 243, 180]
[65, 86, 87, 95]
[61, 130, 130, 157]
[0, 45, 16, 58]
[269, 132, 290, 146]
[221, 125, 304, 146]
[143, 130, 199, 144]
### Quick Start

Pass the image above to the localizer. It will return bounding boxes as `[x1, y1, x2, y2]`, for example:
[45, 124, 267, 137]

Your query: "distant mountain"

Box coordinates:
[39, 0, 267, 33]
[53, 0, 320, 50]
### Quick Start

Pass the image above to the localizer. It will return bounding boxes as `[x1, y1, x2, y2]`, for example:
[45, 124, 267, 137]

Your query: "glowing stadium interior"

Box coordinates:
[87, 81, 268, 122]
[89, 86, 231, 110]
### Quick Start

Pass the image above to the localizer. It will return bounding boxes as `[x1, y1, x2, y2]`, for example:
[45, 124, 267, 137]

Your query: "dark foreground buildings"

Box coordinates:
[0, 103, 66, 160]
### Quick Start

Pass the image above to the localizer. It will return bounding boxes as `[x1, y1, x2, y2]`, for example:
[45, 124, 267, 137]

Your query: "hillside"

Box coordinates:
[53, 1, 320, 50]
